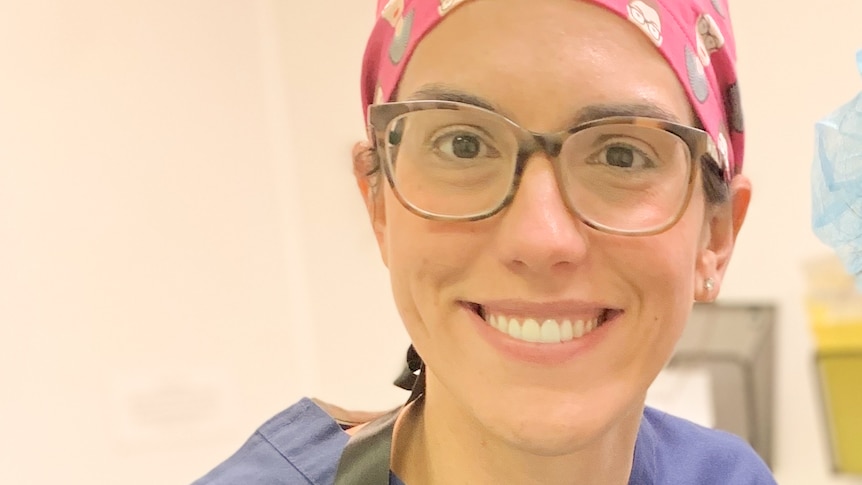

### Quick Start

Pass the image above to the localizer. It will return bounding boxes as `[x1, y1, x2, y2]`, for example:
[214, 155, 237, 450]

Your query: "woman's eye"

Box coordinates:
[434, 131, 499, 159]
[597, 144, 655, 169]
[451, 134, 482, 158]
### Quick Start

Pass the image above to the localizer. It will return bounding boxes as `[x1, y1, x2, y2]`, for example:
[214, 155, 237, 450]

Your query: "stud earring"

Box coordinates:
[704, 278, 715, 292]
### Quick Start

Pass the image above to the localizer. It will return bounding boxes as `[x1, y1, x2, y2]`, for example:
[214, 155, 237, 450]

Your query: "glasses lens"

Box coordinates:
[559, 124, 692, 232]
[384, 108, 519, 218]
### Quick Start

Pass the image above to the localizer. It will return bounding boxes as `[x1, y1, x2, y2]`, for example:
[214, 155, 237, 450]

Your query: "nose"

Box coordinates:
[493, 155, 590, 278]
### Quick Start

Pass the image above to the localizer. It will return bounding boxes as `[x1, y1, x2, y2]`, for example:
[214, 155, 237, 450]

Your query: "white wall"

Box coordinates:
[0, 2, 328, 484]
[723, 2, 862, 483]
[0, 1, 860, 484]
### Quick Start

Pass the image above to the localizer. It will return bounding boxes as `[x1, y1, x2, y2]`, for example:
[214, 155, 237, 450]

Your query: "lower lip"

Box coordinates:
[466, 306, 620, 365]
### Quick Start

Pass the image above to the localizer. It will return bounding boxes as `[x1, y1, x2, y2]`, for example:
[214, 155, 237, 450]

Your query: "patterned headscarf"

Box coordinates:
[360, 0, 745, 178]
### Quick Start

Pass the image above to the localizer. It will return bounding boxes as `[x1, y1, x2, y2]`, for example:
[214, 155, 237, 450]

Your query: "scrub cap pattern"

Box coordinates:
[360, 0, 745, 179]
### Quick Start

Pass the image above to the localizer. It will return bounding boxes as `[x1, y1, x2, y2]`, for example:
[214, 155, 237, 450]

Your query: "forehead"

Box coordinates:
[396, 0, 694, 131]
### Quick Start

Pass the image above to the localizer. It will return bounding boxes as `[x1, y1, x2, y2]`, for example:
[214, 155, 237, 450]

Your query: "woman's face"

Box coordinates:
[360, 0, 747, 455]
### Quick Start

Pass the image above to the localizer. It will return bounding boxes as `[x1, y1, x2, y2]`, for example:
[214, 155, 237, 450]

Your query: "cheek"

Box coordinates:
[382, 186, 489, 266]
[638, 218, 706, 344]
[381, 192, 487, 323]
[656, 196, 708, 275]
[607, 214, 703, 305]
[603, 230, 701, 383]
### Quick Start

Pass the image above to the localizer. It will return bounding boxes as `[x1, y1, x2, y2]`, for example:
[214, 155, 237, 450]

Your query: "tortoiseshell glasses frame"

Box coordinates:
[367, 100, 722, 236]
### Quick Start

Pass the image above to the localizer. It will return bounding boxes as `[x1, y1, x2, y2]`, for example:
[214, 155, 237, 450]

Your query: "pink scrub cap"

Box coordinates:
[360, 0, 745, 178]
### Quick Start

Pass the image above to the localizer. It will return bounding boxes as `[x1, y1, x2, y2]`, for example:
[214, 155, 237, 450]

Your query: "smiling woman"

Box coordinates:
[193, 0, 774, 484]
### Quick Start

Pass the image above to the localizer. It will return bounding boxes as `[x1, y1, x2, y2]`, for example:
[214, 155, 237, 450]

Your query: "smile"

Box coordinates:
[466, 303, 621, 344]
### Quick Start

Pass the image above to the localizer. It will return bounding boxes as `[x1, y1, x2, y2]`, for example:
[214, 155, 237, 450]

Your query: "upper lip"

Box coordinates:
[466, 299, 621, 320]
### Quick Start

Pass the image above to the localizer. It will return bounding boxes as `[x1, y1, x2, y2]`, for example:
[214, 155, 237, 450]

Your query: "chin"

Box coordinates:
[486, 413, 610, 457]
[469, 391, 639, 457]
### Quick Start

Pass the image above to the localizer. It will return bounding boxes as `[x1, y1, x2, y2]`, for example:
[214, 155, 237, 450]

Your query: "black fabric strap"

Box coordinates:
[333, 346, 425, 485]
[393, 345, 424, 392]
[333, 406, 400, 485]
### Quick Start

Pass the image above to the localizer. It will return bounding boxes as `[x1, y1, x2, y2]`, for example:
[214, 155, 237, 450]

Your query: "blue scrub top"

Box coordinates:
[192, 397, 776, 484]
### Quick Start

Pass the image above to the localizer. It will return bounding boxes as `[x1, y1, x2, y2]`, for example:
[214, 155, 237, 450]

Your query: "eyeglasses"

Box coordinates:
[367, 100, 721, 236]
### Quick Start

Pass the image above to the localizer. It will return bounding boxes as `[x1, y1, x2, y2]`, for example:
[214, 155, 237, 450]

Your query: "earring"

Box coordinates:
[704, 278, 715, 292]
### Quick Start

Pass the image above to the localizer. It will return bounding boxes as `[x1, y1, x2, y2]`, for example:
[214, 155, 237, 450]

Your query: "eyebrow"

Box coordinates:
[404, 84, 684, 126]
[405, 84, 499, 112]
[572, 104, 682, 125]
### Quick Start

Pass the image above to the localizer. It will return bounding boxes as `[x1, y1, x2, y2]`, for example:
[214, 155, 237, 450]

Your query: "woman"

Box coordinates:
[195, 0, 775, 483]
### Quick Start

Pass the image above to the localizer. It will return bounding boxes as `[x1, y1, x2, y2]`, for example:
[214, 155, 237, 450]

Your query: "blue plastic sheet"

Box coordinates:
[812, 50, 862, 288]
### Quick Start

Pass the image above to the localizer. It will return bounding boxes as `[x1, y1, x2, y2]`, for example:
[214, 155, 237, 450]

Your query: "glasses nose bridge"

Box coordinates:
[511, 131, 567, 180]
[508, 131, 571, 206]
[529, 131, 565, 159]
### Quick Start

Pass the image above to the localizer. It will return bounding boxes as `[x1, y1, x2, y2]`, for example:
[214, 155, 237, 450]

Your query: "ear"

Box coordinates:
[352, 141, 389, 266]
[695, 174, 752, 301]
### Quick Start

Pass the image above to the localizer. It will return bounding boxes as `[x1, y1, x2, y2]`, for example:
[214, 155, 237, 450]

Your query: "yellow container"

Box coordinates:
[807, 300, 862, 352]
[806, 256, 862, 475]
[817, 352, 862, 474]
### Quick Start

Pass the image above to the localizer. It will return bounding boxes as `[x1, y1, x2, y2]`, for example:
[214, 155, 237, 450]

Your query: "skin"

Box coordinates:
[353, 0, 751, 483]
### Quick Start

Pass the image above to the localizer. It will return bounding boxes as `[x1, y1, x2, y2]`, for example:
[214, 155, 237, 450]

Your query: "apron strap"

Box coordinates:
[333, 406, 401, 485]
[334, 346, 426, 484]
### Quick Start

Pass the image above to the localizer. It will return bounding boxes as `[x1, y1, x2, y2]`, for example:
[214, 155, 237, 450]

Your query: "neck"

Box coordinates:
[392, 377, 641, 485]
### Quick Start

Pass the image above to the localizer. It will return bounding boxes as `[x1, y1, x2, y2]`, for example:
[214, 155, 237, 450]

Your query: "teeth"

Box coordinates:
[521, 319, 541, 343]
[541, 319, 561, 343]
[485, 313, 603, 343]
[507, 318, 522, 339]
[560, 319, 573, 341]
[573, 319, 585, 338]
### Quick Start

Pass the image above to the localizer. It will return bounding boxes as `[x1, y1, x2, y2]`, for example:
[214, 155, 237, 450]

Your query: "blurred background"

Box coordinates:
[1, 1, 861, 483]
